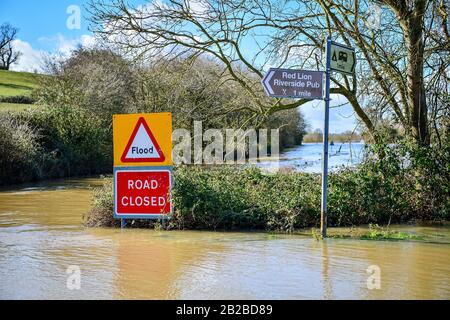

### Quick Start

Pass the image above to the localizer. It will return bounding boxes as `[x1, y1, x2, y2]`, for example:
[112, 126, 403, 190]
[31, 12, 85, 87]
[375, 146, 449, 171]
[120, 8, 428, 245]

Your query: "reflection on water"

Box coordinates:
[258, 142, 365, 173]
[0, 178, 449, 299]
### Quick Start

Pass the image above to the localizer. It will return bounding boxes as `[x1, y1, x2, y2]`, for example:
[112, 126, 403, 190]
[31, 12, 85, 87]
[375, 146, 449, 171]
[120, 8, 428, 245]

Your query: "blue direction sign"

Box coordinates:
[262, 68, 324, 99]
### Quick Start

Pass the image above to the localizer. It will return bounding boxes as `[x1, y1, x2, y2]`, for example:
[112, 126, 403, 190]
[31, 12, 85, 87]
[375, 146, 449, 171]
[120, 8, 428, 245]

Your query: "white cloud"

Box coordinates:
[188, 0, 210, 15]
[10, 39, 46, 73]
[38, 33, 95, 55]
[10, 34, 96, 73]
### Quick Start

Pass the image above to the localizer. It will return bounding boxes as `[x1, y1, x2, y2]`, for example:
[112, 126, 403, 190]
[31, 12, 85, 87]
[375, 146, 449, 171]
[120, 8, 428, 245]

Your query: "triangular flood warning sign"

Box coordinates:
[121, 117, 165, 163]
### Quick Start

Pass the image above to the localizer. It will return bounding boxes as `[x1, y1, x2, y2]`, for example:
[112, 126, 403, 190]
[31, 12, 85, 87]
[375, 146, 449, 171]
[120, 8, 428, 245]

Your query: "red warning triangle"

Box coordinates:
[121, 117, 165, 163]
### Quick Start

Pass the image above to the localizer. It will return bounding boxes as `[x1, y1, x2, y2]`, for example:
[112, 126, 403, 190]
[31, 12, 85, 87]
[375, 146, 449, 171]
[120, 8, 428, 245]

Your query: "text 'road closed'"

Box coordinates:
[114, 170, 171, 217]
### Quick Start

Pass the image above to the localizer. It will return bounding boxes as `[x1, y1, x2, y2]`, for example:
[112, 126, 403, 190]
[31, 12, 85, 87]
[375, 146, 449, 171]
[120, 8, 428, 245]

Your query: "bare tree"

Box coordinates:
[88, 0, 449, 145]
[36, 47, 137, 123]
[0, 23, 21, 70]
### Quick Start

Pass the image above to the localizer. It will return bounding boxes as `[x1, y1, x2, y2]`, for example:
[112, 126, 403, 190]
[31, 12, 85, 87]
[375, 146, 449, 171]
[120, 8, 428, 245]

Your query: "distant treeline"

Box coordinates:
[303, 130, 362, 143]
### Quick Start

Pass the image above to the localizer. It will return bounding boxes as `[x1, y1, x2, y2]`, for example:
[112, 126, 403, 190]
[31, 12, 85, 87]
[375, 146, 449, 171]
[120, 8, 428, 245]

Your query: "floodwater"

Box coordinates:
[258, 142, 365, 173]
[0, 178, 449, 300]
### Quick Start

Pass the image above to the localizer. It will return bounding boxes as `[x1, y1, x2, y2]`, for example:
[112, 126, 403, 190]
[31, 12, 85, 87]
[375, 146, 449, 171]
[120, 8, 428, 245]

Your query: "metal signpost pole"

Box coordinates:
[321, 36, 332, 238]
[261, 39, 354, 238]
[260, 41, 354, 238]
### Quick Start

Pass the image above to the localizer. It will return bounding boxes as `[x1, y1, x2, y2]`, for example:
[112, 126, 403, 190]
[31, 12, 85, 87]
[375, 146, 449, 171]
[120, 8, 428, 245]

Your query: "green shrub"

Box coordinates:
[85, 166, 320, 231]
[0, 95, 35, 104]
[36, 104, 111, 176]
[0, 112, 41, 184]
[328, 140, 449, 224]
[0, 104, 112, 185]
[85, 138, 449, 231]
[83, 178, 117, 227]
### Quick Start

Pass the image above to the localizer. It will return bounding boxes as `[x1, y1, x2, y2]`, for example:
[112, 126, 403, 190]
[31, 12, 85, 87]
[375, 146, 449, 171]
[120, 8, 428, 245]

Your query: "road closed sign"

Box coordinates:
[113, 113, 173, 221]
[113, 113, 172, 167]
[114, 168, 172, 218]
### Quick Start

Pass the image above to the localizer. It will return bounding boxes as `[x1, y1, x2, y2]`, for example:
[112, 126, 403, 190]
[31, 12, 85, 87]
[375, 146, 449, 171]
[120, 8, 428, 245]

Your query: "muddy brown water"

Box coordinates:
[0, 178, 449, 299]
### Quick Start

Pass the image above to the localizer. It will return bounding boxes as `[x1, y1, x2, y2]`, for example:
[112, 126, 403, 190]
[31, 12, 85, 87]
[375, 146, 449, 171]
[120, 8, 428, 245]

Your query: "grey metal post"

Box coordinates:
[121, 219, 126, 229]
[321, 36, 332, 238]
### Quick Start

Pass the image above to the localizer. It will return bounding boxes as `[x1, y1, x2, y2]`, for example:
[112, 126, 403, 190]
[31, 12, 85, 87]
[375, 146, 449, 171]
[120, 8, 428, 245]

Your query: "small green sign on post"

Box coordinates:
[329, 41, 356, 75]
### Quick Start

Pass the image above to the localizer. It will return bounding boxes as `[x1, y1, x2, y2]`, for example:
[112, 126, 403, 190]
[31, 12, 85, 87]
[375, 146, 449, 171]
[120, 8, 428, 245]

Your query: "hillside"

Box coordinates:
[0, 70, 43, 111]
[0, 69, 41, 97]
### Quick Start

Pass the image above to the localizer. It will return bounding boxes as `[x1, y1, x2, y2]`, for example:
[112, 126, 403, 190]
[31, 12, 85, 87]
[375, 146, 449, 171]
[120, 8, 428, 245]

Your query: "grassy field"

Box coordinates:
[0, 69, 41, 97]
[0, 70, 42, 111]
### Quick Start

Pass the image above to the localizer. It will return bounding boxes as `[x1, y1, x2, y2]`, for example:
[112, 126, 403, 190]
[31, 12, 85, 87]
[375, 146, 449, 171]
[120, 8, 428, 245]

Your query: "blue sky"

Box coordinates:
[0, 0, 358, 133]
[0, 0, 90, 51]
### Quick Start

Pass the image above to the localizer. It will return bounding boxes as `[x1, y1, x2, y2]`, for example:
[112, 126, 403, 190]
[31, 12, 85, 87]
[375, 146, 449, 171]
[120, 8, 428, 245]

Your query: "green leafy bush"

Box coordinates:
[85, 139, 449, 231]
[0, 104, 112, 185]
[83, 178, 118, 227]
[328, 140, 450, 224]
[37, 104, 111, 176]
[84, 166, 322, 231]
[0, 95, 35, 104]
[0, 112, 41, 184]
